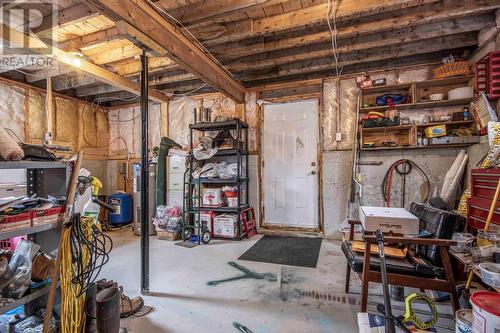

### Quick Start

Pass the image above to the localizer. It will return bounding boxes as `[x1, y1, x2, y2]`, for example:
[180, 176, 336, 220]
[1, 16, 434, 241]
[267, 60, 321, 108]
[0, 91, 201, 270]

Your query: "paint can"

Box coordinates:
[470, 291, 500, 333]
[455, 309, 473, 333]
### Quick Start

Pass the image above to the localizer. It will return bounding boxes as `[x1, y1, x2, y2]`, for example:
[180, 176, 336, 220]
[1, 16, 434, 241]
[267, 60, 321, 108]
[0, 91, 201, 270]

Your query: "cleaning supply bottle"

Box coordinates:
[463, 106, 470, 121]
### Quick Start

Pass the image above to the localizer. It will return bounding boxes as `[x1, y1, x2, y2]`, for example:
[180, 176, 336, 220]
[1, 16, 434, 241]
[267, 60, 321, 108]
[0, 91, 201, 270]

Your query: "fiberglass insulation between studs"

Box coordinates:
[108, 103, 161, 156]
[0, 82, 25, 142]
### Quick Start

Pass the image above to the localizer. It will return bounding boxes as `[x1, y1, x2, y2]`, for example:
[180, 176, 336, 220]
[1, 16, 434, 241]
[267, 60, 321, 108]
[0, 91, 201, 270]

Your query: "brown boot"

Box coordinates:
[119, 286, 144, 318]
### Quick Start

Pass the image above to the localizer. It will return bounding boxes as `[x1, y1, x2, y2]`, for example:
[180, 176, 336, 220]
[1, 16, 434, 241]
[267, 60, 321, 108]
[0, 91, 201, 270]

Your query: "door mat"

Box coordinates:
[238, 235, 322, 268]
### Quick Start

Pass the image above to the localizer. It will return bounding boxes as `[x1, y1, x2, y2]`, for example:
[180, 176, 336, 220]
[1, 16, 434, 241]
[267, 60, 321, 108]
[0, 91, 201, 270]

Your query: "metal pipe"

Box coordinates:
[376, 230, 396, 333]
[140, 51, 150, 295]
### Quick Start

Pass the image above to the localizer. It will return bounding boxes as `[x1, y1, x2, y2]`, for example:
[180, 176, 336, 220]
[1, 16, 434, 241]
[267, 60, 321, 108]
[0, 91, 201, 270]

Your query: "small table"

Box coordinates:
[449, 250, 499, 293]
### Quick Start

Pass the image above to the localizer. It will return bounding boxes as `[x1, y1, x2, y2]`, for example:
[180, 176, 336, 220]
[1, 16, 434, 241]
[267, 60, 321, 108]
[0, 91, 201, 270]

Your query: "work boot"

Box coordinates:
[96, 279, 144, 318]
[119, 286, 144, 318]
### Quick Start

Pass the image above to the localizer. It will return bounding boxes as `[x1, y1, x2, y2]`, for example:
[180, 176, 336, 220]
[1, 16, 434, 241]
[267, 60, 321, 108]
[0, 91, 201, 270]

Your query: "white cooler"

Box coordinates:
[359, 206, 419, 235]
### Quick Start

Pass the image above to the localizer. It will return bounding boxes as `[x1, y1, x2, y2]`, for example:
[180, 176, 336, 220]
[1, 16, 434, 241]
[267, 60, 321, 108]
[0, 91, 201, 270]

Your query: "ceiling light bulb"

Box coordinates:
[72, 58, 81, 67]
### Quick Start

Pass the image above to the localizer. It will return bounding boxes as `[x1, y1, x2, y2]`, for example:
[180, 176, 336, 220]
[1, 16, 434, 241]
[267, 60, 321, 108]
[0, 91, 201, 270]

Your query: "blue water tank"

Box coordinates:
[108, 193, 133, 225]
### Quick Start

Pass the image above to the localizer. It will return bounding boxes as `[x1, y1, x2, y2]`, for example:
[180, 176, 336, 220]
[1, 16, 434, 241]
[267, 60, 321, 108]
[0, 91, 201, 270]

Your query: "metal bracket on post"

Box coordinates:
[140, 50, 150, 295]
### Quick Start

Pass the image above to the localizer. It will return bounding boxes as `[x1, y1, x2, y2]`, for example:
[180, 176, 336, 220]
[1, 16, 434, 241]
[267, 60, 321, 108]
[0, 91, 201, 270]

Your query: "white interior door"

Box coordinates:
[262, 100, 319, 228]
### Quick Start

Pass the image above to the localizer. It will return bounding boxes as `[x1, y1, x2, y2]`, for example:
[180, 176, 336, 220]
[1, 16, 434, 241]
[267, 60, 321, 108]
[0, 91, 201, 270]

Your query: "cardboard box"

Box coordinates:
[157, 230, 181, 241]
[359, 206, 419, 235]
[214, 213, 238, 238]
[0, 184, 27, 198]
[194, 211, 214, 233]
[31, 206, 65, 226]
[202, 188, 224, 206]
[0, 212, 32, 231]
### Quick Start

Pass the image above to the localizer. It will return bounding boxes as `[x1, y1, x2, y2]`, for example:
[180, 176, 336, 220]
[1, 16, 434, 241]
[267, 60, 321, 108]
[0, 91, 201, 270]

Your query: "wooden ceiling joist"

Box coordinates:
[210, 1, 500, 59]
[196, 0, 439, 45]
[0, 24, 168, 103]
[59, 26, 121, 52]
[85, 0, 246, 103]
[33, 3, 99, 34]
[164, 0, 285, 26]
[238, 33, 478, 81]
[226, 15, 493, 71]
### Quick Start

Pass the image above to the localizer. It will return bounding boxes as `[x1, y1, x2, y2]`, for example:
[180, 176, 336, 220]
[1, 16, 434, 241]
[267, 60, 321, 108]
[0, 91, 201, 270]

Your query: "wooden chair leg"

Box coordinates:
[439, 246, 459, 313]
[361, 241, 371, 312]
[345, 263, 351, 293]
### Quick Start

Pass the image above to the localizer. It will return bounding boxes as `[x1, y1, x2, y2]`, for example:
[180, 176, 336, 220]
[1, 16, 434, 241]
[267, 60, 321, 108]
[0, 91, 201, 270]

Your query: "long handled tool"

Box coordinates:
[43, 151, 84, 332]
[375, 230, 396, 333]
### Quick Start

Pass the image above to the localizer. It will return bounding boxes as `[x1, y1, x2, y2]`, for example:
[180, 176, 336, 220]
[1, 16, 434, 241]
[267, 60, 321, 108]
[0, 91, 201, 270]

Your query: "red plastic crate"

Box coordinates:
[476, 51, 500, 99]
[471, 168, 500, 200]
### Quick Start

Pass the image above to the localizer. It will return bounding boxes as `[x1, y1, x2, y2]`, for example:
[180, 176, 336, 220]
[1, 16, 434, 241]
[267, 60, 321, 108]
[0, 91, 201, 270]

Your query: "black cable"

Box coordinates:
[67, 214, 113, 297]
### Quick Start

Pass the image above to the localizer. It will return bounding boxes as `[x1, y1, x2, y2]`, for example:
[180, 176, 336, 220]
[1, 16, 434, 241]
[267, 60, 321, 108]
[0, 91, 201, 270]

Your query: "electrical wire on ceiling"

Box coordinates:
[326, 0, 343, 136]
[326, 0, 343, 79]
[160, 83, 208, 98]
[144, 0, 234, 78]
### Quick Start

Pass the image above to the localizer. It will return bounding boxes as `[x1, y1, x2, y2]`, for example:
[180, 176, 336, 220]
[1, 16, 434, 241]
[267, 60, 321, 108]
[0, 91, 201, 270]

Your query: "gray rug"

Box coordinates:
[238, 235, 322, 268]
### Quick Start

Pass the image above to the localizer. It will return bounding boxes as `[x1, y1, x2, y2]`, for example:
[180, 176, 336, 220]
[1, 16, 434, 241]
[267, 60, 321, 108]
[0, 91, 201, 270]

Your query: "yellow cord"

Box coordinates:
[60, 216, 94, 333]
[401, 293, 438, 329]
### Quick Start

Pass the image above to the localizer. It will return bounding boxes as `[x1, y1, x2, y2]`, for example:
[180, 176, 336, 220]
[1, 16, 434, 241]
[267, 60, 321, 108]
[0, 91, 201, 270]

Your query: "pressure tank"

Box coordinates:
[108, 192, 133, 225]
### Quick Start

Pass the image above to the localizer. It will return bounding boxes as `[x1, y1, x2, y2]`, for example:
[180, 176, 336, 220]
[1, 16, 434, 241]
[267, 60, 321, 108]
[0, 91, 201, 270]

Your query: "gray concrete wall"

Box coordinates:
[320, 142, 492, 239]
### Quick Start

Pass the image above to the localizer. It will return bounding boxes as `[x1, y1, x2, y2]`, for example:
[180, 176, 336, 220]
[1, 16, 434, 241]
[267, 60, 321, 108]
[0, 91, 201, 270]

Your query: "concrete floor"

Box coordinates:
[100, 229, 456, 333]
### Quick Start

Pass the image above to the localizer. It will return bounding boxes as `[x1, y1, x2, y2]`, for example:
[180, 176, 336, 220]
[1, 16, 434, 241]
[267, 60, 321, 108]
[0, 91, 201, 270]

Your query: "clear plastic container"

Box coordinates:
[450, 233, 474, 253]
[477, 229, 500, 248]
[479, 262, 500, 288]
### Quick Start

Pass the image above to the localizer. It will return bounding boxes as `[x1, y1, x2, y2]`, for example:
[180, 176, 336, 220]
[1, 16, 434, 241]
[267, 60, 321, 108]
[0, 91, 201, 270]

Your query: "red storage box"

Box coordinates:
[476, 51, 500, 99]
[471, 168, 500, 200]
[31, 206, 65, 226]
[467, 197, 500, 230]
[0, 212, 32, 231]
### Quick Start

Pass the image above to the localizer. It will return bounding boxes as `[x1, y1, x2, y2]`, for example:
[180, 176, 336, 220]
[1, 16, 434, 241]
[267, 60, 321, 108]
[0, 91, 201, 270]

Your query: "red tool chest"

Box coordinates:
[476, 51, 500, 99]
[468, 168, 500, 230]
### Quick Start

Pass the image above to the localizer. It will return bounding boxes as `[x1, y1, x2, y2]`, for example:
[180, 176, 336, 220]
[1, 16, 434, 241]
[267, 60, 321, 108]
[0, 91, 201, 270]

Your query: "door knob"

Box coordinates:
[311, 170, 317, 175]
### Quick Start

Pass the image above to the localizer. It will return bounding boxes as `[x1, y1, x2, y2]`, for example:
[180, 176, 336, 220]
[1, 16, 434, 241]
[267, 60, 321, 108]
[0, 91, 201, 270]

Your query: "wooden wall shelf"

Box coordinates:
[360, 75, 474, 113]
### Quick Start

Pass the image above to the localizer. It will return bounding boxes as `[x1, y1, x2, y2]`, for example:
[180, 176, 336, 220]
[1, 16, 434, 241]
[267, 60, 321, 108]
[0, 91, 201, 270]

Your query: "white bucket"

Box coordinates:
[455, 309, 472, 333]
[227, 197, 238, 208]
[470, 291, 500, 333]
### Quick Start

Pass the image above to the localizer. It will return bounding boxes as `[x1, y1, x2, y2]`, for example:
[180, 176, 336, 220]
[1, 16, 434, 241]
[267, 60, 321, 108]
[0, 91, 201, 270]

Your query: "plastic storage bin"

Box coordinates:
[479, 263, 500, 289]
[450, 233, 474, 253]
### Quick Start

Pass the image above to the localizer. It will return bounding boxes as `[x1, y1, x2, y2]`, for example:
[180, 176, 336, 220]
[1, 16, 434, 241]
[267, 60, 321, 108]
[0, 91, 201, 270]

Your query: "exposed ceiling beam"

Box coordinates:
[75, 70, 196, 97]
[59, 26, 121, 51]
[195, 0, 439, 45]
[0, 23, 168, 102]
[112, 57, 176, 76]
[25, 65, 74, 83]
[210, 1, 500, 57]
[226, 16, 491, 71]
[85, 0, 246, 103]
[164, 0, 285, 26]
[237, 34, 477, 81]
[245, 48, 469, 87]
[33, 3, 99, 34]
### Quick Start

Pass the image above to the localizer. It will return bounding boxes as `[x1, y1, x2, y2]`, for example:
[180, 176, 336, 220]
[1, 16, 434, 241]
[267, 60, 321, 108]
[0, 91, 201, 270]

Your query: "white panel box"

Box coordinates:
[359, 206, 419, 235]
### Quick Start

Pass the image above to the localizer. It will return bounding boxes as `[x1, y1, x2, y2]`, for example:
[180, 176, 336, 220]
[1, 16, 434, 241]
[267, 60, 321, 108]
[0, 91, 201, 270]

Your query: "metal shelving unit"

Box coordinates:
[184, 119, 249, 241]
[0, 160, 69, 315]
